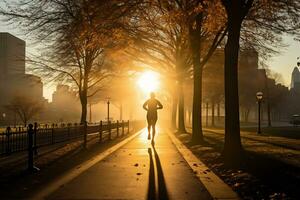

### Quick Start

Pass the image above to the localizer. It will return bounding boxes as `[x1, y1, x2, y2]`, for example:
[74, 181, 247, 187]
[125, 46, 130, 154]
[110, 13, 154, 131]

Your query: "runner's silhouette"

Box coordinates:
[143, 92, 163, 145]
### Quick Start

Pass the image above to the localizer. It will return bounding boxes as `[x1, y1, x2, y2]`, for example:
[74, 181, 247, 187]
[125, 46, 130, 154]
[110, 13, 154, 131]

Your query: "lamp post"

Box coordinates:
[206, 102, 209, 127]
[106, 98, 110, 123]
[256, 92, 263, 134]
[2, 113, 6, 125]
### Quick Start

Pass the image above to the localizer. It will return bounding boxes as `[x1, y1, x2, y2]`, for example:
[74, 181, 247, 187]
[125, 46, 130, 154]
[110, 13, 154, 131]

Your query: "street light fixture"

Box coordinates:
[106, 97, 111, 123]
[256, 92, 263, 134]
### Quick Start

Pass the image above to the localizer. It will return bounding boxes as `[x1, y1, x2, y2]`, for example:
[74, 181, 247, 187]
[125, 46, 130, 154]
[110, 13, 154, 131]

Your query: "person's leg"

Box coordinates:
[147, 124, 151, 140]
[152, 124, 156, 137]
[147, 116, 151, 140]
[151, 118, 157, 143]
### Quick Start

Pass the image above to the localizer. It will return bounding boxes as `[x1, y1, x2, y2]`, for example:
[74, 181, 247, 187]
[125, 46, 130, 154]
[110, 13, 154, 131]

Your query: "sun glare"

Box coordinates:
[137, 71, 160, 93]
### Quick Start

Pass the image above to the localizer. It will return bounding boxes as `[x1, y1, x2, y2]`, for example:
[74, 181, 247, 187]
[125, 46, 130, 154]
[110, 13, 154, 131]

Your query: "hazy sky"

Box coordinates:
[0, 5, 299, 101]
[265, 36, 299, 85]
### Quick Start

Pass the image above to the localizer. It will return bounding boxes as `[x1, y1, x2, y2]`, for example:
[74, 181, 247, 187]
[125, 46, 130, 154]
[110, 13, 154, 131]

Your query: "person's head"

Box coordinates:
[150, 92, 155, 99]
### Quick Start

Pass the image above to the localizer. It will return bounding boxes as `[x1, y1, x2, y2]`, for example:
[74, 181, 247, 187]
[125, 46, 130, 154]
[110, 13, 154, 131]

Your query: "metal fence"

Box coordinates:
[0, 120, 133, 156]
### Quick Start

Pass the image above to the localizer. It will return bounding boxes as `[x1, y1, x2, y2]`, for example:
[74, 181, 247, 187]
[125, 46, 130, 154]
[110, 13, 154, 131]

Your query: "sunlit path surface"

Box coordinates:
[46, 127, 211, 200]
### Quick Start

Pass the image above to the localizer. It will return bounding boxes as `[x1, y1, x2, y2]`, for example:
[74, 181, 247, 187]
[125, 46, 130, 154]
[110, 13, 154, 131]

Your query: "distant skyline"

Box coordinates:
[0, 16, 299, 101]
[265, 35, 299, 86]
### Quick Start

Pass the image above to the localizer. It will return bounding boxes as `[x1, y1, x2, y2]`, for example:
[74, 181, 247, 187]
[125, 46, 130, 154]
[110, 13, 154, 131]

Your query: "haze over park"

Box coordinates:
[0, 1, 299, 200]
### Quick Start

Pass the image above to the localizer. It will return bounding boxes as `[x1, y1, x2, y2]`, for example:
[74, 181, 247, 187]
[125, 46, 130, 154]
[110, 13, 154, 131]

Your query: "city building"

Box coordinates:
[0, 32, 45, 125]
[291, 66, 300, 90]
[48, 84, 80, 122]
[0, 32, 25, 76]
[201, 48, 293, 123]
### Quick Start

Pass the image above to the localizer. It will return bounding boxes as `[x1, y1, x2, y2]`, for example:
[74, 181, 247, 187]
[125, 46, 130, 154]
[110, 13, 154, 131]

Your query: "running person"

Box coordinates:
[143, 92, 163, 144]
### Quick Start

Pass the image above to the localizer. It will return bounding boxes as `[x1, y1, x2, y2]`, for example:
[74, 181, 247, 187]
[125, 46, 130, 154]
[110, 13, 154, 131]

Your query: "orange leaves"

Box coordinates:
[204, 0, 227, 32]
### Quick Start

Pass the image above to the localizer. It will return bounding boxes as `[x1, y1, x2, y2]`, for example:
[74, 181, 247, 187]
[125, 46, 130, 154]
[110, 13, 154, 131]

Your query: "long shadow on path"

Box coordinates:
[147, 147, 169, 200]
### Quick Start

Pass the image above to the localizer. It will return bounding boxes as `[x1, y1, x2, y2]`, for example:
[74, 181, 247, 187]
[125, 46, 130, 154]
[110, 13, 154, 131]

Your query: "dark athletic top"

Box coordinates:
[143, 98, 163, 118]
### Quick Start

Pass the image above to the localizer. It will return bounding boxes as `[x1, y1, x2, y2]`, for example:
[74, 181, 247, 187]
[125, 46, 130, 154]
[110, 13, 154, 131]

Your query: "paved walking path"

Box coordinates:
[39, 128, 232, 200]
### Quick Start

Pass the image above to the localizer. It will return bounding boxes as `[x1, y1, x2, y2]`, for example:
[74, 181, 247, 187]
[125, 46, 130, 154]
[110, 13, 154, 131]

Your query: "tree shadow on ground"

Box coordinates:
[178, 132, 300, 199]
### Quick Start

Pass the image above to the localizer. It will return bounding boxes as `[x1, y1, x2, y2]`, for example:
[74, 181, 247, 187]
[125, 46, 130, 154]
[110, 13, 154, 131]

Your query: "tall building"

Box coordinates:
[291, 66, 300, 90]
[0, 33, 44, 124]
[0, 33, 25, 76]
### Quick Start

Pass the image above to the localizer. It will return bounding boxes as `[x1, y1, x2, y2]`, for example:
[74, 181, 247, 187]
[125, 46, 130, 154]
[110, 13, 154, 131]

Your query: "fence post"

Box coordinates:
[34, 122, 38, 155]
[117, 120, 119, 137]
[83, 121, 87, 149]
[108, 121, 111, 140]
[5, 127, 11, 155]
[28, 124, 34, 171]
[99, 121, 103, 143]
[127, 120, 130, 134]
[122, 120, 125, 136]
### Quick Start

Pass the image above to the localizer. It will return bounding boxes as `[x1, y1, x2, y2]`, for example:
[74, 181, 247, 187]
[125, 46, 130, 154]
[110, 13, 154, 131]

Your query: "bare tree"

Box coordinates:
[1, 0, 142, 123]
[5, 96, 43, 126]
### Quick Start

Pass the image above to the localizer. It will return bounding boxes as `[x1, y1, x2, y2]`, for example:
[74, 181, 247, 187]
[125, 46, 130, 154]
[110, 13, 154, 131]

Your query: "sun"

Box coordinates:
[137, 71, 160, 94]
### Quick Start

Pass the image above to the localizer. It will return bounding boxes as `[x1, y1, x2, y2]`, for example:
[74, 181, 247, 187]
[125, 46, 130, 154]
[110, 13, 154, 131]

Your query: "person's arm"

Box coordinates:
[157, 100, 163, 109]
[143, 100, 148, 111]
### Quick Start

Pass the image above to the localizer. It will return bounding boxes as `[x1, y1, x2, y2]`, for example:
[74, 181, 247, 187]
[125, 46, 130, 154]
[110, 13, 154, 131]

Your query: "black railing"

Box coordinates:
[0, 120, 135, 156]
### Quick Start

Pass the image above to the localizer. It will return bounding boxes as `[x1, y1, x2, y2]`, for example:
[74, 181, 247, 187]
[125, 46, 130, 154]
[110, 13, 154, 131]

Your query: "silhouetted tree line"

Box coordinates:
[197, 52, 297, 127]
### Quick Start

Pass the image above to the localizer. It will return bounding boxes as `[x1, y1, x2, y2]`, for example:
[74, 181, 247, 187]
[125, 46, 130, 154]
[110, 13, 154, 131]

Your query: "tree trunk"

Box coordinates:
[190, 14, 204, 143]
[261, 105, 264, 122]
[205, 102, 209, 127]
[267, 103, 272, 127]
[217, 103, 220, 122]
[120, 102, 123, 121]
[188, 109, 192, 126]
[245, 108, 250, 123]
[80, 94, 87, 124]
[222, 19, 243, 161]
[171, 91, 178, 129]
[129, 104, 133, 120]
[264, 70, 272, 127]
[242, 108, 246, 122]
[80, 76, 88, 124]
[192, 65, 204, 143]
[89, 103, 92, 122]
[178, 79, 187, 133]
[211, 101, 215, 127]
